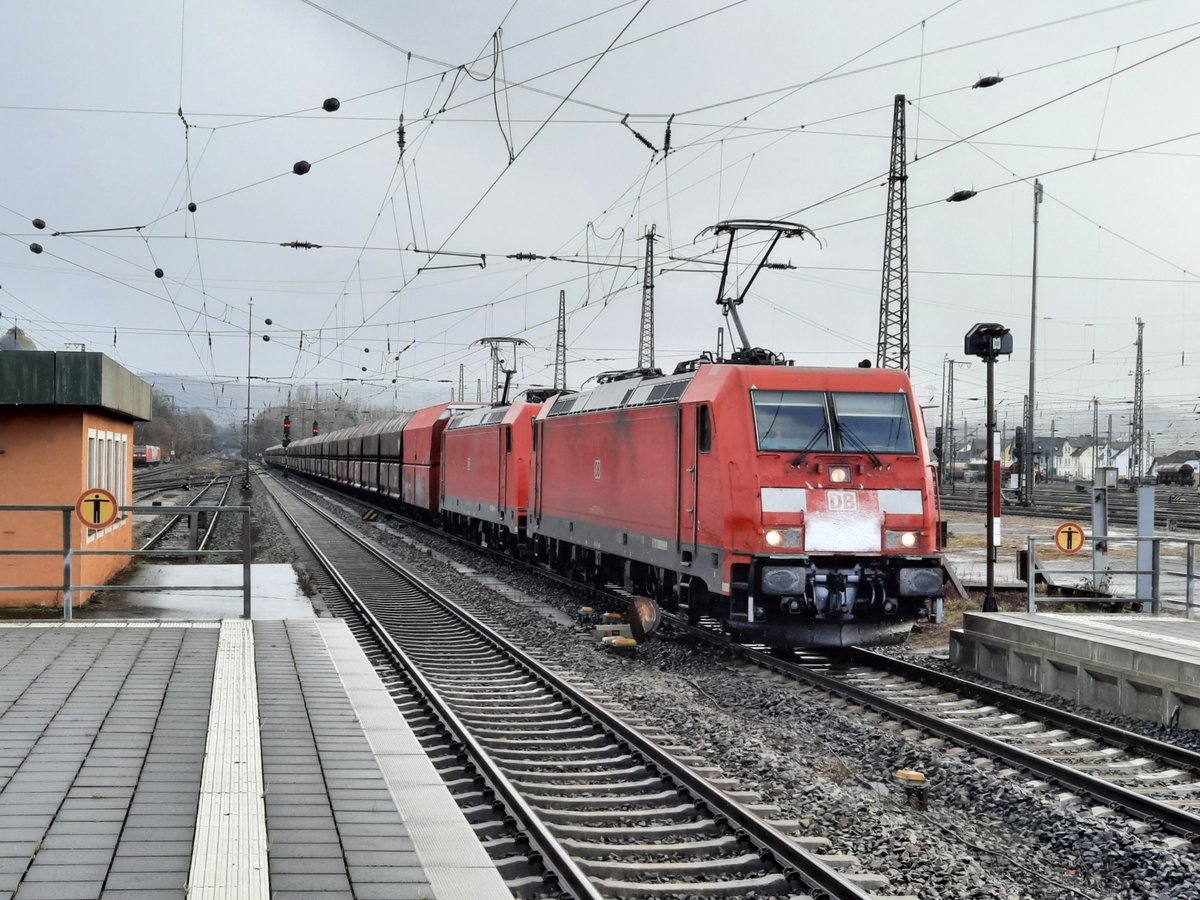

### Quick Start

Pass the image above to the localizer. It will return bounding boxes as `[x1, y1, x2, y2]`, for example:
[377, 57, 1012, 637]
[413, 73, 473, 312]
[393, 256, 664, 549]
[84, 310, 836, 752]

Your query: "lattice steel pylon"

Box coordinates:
[553, 290, 567, 391]
[1131, 317, 1145, 482]
[637, 225, 656, 370]
[876, 94, 910, 372]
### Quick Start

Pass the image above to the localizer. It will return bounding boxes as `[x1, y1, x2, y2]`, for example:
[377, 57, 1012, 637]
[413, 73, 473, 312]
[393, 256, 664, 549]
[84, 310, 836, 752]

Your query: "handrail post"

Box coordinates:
[241, 506, 252, 619]
[188, 510, 199, 564]
[1027, 535, 1036, 614]
[62, 509, 73, 621]
[1150, 538, 1161, 615]
[1188, 541, 1196, 620]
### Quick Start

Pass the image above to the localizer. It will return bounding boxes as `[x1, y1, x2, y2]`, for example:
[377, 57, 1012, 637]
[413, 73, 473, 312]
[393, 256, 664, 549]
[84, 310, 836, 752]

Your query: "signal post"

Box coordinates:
[965, 323, 1013, 613]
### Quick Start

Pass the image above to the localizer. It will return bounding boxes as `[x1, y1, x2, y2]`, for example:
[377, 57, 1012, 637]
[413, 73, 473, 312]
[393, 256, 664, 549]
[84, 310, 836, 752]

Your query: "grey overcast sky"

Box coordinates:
[2, 0, 1199, 447]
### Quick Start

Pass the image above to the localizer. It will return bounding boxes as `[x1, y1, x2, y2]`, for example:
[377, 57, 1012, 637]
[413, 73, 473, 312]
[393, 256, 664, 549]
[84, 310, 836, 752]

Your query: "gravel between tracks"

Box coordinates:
[269, 478, 1200, 900]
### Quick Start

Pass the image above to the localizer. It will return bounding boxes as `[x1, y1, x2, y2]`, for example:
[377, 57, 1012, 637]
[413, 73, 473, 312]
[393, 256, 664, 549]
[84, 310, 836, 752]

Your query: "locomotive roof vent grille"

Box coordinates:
[547, 396, 579, 417]
[547, 375, 695, 417]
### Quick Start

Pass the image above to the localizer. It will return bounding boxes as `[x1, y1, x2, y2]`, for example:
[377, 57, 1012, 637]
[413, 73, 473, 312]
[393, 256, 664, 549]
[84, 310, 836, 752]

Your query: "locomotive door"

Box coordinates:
[677, 405, 700, 561]
[498, 426, 509, 522]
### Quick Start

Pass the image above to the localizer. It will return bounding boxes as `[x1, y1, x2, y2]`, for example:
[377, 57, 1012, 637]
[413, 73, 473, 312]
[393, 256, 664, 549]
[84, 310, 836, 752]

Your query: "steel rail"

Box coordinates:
[195, 477, 234, 551]
[851, 648, 1200, 773]
[139, 476, 223, 551]
[273, 478, 876, 900]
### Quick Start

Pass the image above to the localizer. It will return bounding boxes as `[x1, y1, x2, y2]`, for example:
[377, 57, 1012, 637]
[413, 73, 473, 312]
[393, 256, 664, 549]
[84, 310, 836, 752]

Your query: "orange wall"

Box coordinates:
[0, 408, 134, 607]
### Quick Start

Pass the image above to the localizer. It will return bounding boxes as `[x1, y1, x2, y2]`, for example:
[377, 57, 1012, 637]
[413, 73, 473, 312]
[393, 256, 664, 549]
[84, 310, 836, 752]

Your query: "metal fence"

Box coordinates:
[0, 504, 251, 620]
[1026, 532, 1198, 619]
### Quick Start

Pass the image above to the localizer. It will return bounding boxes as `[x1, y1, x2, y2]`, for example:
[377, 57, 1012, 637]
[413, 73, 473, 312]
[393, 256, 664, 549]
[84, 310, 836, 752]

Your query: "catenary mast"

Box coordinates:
[876, 95, 909, 372]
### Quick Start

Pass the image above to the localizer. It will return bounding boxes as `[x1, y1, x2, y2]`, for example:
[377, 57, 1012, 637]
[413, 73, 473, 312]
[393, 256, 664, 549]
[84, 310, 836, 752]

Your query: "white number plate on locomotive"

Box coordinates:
[826, 490, 858, 511]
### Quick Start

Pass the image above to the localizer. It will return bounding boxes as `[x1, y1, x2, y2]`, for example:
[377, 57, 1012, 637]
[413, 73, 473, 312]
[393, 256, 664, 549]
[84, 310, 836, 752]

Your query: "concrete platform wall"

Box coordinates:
[950, 612, 1200, 729]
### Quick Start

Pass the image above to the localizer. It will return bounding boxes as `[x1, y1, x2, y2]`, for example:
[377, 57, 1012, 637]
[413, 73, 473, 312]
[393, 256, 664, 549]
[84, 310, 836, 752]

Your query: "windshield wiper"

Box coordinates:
[792, 423, 829, 464]
[834, 420, 883, 469]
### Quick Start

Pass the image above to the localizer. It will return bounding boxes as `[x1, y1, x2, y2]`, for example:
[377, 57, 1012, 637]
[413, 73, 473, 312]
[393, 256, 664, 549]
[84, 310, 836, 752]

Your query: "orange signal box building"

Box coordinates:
[0, 341, 152, 608]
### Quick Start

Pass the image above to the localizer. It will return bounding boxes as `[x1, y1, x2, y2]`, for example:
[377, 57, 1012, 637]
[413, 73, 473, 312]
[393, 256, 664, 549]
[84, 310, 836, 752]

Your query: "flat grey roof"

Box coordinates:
[0, 351, 151, 420]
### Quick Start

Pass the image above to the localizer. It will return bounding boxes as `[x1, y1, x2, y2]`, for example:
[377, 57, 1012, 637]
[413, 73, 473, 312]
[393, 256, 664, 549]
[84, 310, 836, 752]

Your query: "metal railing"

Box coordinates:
[0, 504, 251, 620]
[1026, 532, 1199, 619]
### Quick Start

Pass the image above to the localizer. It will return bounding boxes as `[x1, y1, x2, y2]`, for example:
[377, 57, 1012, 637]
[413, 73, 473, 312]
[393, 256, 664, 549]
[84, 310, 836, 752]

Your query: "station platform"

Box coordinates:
[0, 619, 511, 900]
[950, 612, 1200, 729]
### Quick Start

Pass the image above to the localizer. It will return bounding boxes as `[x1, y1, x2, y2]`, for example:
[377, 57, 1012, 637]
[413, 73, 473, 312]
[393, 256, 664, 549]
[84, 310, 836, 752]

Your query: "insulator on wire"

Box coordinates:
[322, 97, 341, 112]
[293, 160, 311, 175]
[154, 268, 164, 278]
[262, 335, 270, 342]
[32, 218, 45, 230]
[265, 318, 272, 325]
[947, 189, 977, 203]
[972, 75, 1004, 89]
[187, 202, 197, 212]
[29, 243, 43, 254]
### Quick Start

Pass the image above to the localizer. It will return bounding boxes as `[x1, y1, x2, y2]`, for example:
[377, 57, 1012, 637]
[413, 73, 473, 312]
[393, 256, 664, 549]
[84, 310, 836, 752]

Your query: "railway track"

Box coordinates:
[660, 623, 1200, 847]
[940, 483, 1200, 532]
[139, 475, 230, 554]
[261, 469, 1200, 891]
[840, 649, 1200, 839]
[260, 471, 904, 900]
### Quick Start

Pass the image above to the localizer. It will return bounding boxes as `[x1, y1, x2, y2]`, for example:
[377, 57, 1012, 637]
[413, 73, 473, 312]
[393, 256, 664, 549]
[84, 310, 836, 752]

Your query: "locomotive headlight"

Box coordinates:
[763, 528, 802, 548]
[829, 465, 851, 484]
[885, 530, 921, 549]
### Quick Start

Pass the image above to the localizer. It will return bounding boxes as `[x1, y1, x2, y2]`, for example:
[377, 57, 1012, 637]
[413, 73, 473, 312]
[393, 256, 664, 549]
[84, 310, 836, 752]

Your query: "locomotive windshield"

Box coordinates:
[753, 390, 915, 454]
[831, 392, 915, 454]
[753, 391, 830, 451]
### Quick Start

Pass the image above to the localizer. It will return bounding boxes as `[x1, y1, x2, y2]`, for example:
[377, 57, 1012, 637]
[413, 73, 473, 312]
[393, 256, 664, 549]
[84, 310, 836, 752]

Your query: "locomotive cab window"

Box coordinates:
[753, 391, 830, 451]
[830, 392, 915, 454]
[698, 405, 712, 452]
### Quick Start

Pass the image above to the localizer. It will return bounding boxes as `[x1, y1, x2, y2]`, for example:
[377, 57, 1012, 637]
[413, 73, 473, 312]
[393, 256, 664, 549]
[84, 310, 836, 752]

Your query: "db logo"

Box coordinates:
[827, 491, 857, 511]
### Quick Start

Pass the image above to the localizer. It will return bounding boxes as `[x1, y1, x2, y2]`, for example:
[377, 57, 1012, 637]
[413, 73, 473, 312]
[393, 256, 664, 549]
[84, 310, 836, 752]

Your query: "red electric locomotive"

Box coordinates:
[441, 389, 558, 553]
[528, 360, 942, 646]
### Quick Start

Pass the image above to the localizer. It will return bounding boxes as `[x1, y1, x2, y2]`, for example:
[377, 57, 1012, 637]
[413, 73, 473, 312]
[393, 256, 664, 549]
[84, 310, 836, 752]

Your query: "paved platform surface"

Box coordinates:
[951, 612, 1200, 728]
[0, 619, 511, 899]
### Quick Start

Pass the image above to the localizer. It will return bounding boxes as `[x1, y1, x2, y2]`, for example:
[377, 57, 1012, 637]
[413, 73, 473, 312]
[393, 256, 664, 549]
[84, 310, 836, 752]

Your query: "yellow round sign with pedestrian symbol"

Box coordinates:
[76, 487, 119, 530]
[1054, 521, 1085, 555]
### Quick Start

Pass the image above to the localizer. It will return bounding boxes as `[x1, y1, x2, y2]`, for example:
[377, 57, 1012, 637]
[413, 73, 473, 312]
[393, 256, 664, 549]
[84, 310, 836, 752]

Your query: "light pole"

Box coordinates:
[1023, 179, 1043, 506]
[243, 299, 271, 491]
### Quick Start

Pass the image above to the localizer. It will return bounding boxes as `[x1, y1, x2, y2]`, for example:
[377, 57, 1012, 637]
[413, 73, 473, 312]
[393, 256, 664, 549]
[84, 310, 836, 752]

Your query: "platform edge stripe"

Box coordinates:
[186, 619, 270, 898]
[315, 619, 514, 900]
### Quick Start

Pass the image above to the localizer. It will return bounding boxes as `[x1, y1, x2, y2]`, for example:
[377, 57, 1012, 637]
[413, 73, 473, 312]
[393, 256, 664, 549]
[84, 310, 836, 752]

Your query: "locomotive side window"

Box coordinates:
[753, 391, 830, 451]
[831, 392, 915, 454]
[698, 405, 712, 452]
